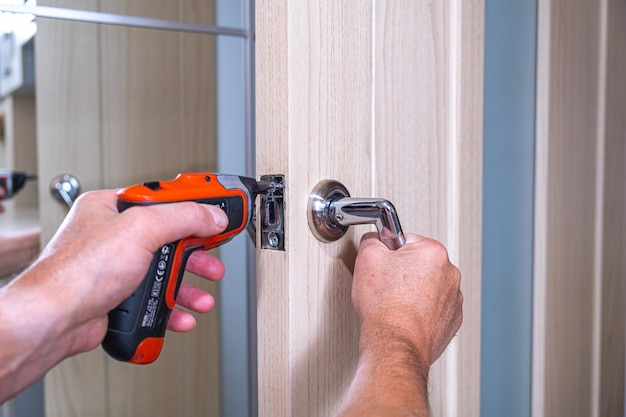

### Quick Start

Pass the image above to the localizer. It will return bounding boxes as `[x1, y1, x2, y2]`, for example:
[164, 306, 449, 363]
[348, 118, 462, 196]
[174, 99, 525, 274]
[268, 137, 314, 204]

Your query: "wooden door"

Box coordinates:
[36, 1, 221, 416]
[255, 1, 484, 416]
[533, 1, 626, 416]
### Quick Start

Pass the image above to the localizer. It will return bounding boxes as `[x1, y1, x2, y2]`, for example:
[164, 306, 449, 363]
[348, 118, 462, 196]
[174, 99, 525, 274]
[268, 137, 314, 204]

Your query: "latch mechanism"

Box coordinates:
[258, 175, 285, 251]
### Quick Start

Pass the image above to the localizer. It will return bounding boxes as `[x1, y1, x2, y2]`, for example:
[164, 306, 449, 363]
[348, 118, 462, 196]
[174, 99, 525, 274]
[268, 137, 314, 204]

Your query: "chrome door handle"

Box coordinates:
[50, 174, 81, 209]
[307, 180, 406, 250]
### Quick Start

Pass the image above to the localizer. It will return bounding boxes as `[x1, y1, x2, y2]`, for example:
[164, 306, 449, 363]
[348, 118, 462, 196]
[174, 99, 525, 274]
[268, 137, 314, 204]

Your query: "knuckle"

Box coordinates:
[456, 307, 464, 332]
[357, 239, 383, 259]
[450, 264, 462, 282]
[421, 237, 449, 260]
[183, 202, 207, 224]
[72, 189, 115, 212]
[72, 190, 97, 207]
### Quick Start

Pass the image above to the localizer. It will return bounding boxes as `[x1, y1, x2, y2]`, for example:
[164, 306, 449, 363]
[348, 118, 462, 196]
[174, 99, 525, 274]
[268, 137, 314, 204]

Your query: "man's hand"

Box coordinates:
[0, 189, 228, 402]
[338, 232, 463, 417]
[352, 232, 463, 365]
[35, 189, 228, 346]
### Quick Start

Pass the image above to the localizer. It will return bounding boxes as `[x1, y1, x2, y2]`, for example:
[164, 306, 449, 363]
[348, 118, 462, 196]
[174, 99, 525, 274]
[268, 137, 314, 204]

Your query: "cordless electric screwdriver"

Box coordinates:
[102, 172, 272, 364]
[0, 169, 37, 200]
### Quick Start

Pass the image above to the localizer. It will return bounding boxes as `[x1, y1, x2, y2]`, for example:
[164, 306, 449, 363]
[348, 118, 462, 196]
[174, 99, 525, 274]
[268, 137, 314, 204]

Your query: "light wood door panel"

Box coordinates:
[256, 3, 373, 414]
[36, 8, 107, 415]
[255, 1, 483, 416]
[533, 1, 626, 416]
[36, 2, 220, 416]
[599, 3, 626, 414]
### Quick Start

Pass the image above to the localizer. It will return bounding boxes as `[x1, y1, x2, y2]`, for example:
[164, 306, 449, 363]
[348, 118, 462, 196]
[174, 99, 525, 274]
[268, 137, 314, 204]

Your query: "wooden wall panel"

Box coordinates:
[36, 1, 220, 416]
[256, 1, 483, 416]
[36, 0, 103, 245]
[255, 1, 290, 414]
[36, 5, 108, 415]
[533, 1, 626, 416]
[8, 96, 38, 207]
[599, 1, 626, 415]
[373, 2, 483, 415]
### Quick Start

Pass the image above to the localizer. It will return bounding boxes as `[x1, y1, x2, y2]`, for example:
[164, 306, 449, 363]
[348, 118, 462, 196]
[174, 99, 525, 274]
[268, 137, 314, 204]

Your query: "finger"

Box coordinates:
[358, 231, 384, 249]
[359, 231, 380, 243]
[175, 282, 215, 313]
[79, 189, 230, 241]
[402, 233, 429, 245]
[358, 232, 427, 255]
[84, 189, 229, 239]
[122, 202, 229, 251]
[166, 308, 197, 332]
[185, 251, 225, 281]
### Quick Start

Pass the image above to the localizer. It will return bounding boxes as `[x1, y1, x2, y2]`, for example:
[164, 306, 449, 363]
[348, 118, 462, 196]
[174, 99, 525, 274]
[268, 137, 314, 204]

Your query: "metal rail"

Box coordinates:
[0, 4, 247, 37]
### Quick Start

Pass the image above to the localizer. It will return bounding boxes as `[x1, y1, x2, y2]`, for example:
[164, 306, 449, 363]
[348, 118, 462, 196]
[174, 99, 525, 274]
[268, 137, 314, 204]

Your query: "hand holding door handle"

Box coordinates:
[308, 180, 406, 250]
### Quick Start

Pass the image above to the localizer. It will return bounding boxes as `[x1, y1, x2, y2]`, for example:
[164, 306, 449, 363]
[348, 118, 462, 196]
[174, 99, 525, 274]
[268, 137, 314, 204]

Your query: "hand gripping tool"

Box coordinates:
[102, 172, 273, 364]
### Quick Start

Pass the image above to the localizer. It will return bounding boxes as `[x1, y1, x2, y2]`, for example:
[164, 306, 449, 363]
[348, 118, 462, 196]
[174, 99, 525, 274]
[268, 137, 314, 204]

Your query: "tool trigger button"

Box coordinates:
[143, 181, 161, 191]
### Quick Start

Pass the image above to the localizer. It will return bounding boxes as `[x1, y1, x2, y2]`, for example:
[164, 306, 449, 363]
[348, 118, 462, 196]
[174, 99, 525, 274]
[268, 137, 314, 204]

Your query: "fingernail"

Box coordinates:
[206, 205, 229, 228]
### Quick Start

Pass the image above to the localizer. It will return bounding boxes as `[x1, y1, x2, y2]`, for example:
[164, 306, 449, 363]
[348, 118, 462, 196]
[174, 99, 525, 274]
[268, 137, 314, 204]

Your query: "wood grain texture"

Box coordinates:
[546, 1, 599, 414]
[255, 2, 290, 415]
[533, 1, 626, 416]
[599, 1, 625, 415]
[7, 96, 38, 207]
[36, 0, 103, 245]
[256, 1, 483, 416]
[373, 2, 483, 415]
[256, 2, 371, 416]
[37, 1, 220, 416]
[36, 4, 108, 415]
[99, 27, 217, 187]
[532, 0, 551, 413]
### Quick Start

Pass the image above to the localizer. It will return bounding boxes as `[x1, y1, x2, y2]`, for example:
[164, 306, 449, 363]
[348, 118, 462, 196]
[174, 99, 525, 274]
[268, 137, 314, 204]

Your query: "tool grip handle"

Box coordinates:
[102, 173, 251, 364]
[102, 240, 198, 364]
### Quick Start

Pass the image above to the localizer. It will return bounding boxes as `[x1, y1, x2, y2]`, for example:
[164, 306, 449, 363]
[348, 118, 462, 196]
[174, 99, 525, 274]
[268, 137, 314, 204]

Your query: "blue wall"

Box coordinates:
[481, 1, 537, 416]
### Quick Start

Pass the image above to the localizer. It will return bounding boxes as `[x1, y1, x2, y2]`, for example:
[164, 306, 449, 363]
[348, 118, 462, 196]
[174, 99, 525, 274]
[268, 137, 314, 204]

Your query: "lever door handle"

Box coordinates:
[50, 174, 81, 209]
[307, 180, 406, 250]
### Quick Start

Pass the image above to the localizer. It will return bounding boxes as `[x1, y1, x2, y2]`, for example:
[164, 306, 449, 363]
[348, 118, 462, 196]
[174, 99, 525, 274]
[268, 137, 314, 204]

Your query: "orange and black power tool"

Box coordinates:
[102, 172, 272, 364]
[0, 169, 37, 200]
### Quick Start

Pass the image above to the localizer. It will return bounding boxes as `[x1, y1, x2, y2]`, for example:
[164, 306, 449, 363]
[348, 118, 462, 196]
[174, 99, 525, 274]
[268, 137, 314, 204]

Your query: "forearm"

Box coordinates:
[337, 325, 430, 417]
[0, 191, 230, 403]
[0, 228, 40, 279]
[0, 261, 93, 403]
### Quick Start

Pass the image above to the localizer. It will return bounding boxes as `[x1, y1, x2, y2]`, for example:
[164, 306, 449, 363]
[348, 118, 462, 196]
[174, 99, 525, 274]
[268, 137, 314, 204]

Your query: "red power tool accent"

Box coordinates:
[102, 172, 266, 364]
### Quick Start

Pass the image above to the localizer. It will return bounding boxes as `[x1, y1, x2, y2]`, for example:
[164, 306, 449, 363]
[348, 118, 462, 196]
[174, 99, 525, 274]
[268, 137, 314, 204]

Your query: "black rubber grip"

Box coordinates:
[102, 242, 198, 362]
[103, 182, 248, 363]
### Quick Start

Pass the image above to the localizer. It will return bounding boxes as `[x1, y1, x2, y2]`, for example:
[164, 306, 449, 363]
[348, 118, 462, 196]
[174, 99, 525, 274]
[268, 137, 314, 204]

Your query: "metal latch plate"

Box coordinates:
[259, 175, 285, 250]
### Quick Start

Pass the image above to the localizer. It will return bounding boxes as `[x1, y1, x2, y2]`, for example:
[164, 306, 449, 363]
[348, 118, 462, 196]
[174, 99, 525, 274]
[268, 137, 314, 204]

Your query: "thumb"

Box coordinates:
[121, 202, 229, 251]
